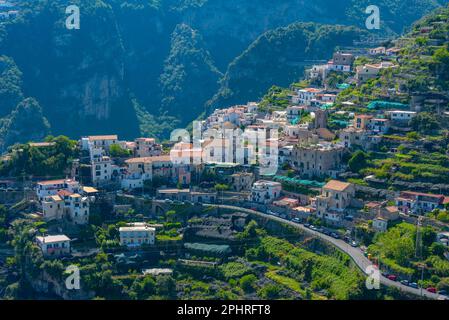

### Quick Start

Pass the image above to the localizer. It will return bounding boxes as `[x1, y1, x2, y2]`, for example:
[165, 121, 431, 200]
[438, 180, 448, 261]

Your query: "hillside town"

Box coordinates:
[0, 6, 449, 301]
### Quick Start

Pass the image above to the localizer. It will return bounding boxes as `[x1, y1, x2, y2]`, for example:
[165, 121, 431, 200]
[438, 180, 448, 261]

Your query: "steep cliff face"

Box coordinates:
[159, 24, 222, 124]
[0, 0, 139, 139]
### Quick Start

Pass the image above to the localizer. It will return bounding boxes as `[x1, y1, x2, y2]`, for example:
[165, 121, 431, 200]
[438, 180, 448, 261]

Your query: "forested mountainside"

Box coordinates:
[0, 0, 447, 150]
[207, 23, 366, 110]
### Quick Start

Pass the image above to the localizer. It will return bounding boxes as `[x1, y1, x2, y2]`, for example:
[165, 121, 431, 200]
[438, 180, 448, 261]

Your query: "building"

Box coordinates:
[81, 135, 118, 152]
[328, 52, 355, 72]
[314, 109, 328, 129]
[368, 118, 391, 134]
[387, 110, 417, 123]
[119, 223, 156, 247]
[315, 180, 355, 223]
[286, 106, 307, 122]
[223, 172, 255, 192]
[307, 64, 329, 80]
[395, 191, 449, 215]
[273, 197, 300, 208]
[356, 62, 396, 85]
[91, 147, 113, 186]
[354, 114, 373, 130]
[340, 128, 367, 148]
[41, 191, 90, 225]
[292, 143, 344, 178]
[134, 138, 162, 158]
[122, 155, 175, 190]
[41, 195, 64, 221]
[36, 235, 71, 257]
[36, 179, 80, 201]
[250, 180, 282, 204]
[156, 189, 217, 203]
[295, 88, 324, 106]
[369, 47, 386, 55]
[373, 217, 388, 232]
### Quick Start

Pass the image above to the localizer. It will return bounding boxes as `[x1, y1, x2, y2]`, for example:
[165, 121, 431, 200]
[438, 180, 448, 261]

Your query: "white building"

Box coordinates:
[91, 147, 113, 186]
[36, 179, 80, 201]
[119, 223, 156, 247]
[387, 110, 417, 122]
[36, 235, 71, 257]
[294, 88, 324, 106]
[81, 135, 118, 152]
[250, 180, 282, 204]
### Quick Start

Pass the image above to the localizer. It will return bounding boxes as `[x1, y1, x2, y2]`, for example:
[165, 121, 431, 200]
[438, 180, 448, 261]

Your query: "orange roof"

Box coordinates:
[57, 190, 74, 197]
[37, 179, 66, 186]
[303, 88, 323, 93]
[324, 180, 352, 192]
[88, 135, 118, 141]
[125, 155, 172, 164]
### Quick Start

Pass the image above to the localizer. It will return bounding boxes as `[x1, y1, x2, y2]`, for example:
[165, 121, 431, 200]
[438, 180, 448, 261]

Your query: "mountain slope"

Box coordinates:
[160, 23, 222, 124]
[0, 98, 50, 150]
[0, 0, 447, 148]
[208, 23, 366, 109]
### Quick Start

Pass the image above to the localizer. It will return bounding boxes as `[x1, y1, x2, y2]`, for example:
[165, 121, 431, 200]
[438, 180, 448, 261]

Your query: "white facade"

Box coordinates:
[36, 235, 71, 257]
[251, 180, 282, 204]
[387, 110, 417, 122]
[36, 179, 80, 201]
[295, 88, 323, 106]
[91, 147, 113, 185]
[119, 223, 156, 247]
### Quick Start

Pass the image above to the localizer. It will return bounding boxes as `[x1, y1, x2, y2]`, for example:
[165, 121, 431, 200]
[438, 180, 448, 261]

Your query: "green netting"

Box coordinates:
[331, 120, 349, 126]
[273, 176, 325, 188]
[184, 243, 232, 255]
[337, 83, 350, 90]
[291, 116, 300, 125]
[321, 103, 334, 110]
[367, 100, 408, 110]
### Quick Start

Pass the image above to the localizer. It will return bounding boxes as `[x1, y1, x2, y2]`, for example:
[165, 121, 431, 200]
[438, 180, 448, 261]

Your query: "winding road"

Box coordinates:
[207, 204, 448, 300]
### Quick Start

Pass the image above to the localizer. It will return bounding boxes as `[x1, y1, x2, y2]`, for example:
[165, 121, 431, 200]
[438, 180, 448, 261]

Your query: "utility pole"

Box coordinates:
[416, 216, 424, 298]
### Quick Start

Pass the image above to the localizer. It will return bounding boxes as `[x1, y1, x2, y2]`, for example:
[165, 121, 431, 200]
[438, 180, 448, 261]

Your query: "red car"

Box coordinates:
[387, 275, 397, 281]
[426, 287, 437, 293]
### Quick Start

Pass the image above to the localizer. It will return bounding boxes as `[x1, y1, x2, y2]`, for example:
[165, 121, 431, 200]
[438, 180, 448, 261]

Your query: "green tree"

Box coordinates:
[109, 144, 130, 157]
[348, 150, 369, 173]
[239, 274, 257, 293]
[258, 284, 281, 299]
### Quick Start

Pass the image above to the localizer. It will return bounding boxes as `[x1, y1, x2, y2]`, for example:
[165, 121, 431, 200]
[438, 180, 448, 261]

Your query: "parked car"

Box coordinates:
[304, 223, 310, 228]
[292, 218, 301, 223]
[330, 233, 340, 239]
[400, 280, 410, 286]
[438, 290, 447, 296]
[410, 282, 419, 289]
[426, 287, 437, 294]
[387, 275, 397, 281]
[350, 241, 358, 247]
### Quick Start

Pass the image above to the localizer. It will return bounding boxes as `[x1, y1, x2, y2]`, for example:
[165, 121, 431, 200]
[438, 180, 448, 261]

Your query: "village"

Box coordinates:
[1, 9, 449, 300]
